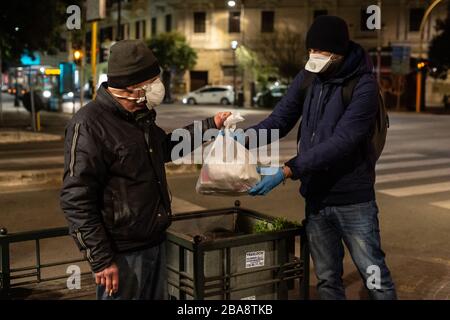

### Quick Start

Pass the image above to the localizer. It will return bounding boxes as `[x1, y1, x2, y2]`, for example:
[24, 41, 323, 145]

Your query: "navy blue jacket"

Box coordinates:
[248, 41, 379, 206]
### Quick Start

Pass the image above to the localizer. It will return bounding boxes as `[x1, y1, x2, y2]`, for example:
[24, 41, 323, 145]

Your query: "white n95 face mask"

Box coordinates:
[305, 53, 334, 73]
[110, 78, 165, 109]
[143, 78, 165, 109]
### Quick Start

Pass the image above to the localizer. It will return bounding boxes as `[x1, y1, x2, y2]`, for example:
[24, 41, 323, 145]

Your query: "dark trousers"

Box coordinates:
[96, 242, 168, 300]
[305, 200, 397, 300]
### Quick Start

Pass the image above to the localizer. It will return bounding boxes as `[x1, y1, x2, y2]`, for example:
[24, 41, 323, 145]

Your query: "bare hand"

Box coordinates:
[95, 262, 119, 296]
[214, 111, 232, 129]
[282, 166, 293, 179]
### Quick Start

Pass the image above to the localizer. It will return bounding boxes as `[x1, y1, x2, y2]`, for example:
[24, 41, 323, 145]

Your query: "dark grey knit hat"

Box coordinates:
[107, 40, 161, 88]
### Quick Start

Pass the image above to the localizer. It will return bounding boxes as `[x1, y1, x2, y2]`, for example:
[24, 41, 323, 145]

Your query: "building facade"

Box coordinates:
[91, 0, 448, 106]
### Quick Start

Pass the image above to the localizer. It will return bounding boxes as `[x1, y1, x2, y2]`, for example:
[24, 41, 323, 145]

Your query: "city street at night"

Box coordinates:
[1, 92, 449, 299]
[1, 0, 450, 311]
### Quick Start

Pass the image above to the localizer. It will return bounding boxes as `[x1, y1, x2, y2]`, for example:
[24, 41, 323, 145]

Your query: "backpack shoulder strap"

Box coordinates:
[341, 75, 363, 108]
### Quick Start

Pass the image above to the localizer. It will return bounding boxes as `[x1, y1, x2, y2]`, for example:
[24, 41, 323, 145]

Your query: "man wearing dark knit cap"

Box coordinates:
[246, 16, 397, 299]
[60, 40, 231, 300]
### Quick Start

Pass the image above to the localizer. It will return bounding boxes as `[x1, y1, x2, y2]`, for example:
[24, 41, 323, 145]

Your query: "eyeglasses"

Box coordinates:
[110, 85, 149, 103]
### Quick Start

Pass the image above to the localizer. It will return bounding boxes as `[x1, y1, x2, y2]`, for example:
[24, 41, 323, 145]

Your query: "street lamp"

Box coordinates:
[227, 1, 246, 107]
[231, 40, 238, 106]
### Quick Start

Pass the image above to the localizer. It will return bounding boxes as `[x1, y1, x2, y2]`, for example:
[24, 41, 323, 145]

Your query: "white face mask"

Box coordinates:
[110, 78, 165, 109]
[143, 78, 165, 109]
[305, 53, 334, 73]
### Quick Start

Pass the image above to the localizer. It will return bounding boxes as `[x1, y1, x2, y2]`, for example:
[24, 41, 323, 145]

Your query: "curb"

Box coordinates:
[165, 163, 201, 175]
[0, 164, 201, 188]
[0, 130, 63, 144]
[0, 158, 292, 187]
[0, 168, 63, 186]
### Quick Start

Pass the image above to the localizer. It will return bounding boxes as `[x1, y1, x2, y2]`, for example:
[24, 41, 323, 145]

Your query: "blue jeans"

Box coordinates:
[96, 242, 168, 300]
[305, 200, 397, 300]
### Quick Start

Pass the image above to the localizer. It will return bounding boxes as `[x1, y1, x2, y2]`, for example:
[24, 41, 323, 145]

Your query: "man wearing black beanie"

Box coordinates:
[61, 40, 231, 300]
[246, 16, 397, 299]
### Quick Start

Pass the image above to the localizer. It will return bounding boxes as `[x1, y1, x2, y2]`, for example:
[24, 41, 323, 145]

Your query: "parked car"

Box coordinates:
[253, 84, 288, 108]
[182, 85, 234, 105]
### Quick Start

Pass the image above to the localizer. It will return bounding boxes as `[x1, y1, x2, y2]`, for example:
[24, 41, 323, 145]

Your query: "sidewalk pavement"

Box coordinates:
[0, 101, 205, 189]
[0, 100, 70, 137]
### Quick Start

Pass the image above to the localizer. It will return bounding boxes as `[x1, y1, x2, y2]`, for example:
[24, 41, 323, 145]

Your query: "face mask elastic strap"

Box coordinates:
[111, 93, 146, 103]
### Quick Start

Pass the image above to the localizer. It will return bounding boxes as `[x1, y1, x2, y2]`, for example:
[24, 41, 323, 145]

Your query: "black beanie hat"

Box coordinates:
[107, 40, 161, 88]
[306, 16, 350, 56]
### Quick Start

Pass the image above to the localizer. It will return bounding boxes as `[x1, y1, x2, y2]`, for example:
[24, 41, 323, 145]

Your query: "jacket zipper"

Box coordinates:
[75, 229, 94, 263]
[311, 85, 324, 143]
[69, 123, 81, 177]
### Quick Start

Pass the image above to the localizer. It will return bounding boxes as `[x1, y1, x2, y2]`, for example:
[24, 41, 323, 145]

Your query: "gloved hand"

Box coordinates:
[248, 167, 285, 196]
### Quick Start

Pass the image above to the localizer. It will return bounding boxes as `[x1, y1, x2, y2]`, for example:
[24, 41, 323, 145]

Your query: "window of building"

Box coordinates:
[165, 14, 172, 32]
[314, 9, 328, 19]
[360, 8, 372, 31]
[135, 21, 141, 39]
[261, 11, 274, 33]
[194, 12, 206, 33]
[151, 17, 157, 36]
[229, 11, 241, 33]
[135, 20, 146, 39]
[119, 23, 129, 40]
[409, 8, 425, 32]
[100, 26, 113, 42]
[141, 20, 146, 39]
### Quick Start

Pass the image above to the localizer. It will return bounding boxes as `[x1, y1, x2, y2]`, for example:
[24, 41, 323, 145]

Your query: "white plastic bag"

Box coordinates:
[196, 113, 260, 196]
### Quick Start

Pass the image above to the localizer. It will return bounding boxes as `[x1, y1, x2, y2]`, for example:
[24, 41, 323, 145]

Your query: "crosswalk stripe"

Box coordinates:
[376, 167, 450, 184]
[430, 200, 450, 210]
[378, 153, 425, 161]
[376, 158, 450, 171]
[379, 181, 450, 197]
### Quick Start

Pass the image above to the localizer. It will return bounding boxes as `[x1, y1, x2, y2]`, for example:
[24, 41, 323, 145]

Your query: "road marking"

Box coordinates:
[379, 181, 450, 197]
[376, 158, 450, 171]
[376, 167, 450, 184]
[430, 200, 450, 210]
[378, 153, 424, 161]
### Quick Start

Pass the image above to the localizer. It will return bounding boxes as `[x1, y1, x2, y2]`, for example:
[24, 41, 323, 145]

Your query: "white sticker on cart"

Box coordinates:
[241, 295, 256, 300]
[245, 251, 265, 268]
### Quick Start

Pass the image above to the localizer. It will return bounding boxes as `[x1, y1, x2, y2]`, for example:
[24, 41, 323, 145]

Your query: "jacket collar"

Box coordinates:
[95, 82, 155, 123]
[317, 41, 374, 85]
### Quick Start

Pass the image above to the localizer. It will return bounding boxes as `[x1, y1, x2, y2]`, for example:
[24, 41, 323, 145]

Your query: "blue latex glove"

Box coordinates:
[248, 167, 285, 196]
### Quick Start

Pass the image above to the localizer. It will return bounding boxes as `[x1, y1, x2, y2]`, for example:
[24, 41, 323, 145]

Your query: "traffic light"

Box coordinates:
[73, 49, 83, 65]
[416, 59, 429, 72]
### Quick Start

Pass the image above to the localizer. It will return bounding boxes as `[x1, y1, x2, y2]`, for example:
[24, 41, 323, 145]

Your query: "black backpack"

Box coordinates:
[297, 72, 389, 160]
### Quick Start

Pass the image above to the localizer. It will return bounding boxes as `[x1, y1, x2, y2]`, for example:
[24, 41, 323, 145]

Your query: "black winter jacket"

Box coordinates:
[60, 83, 216, 272]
